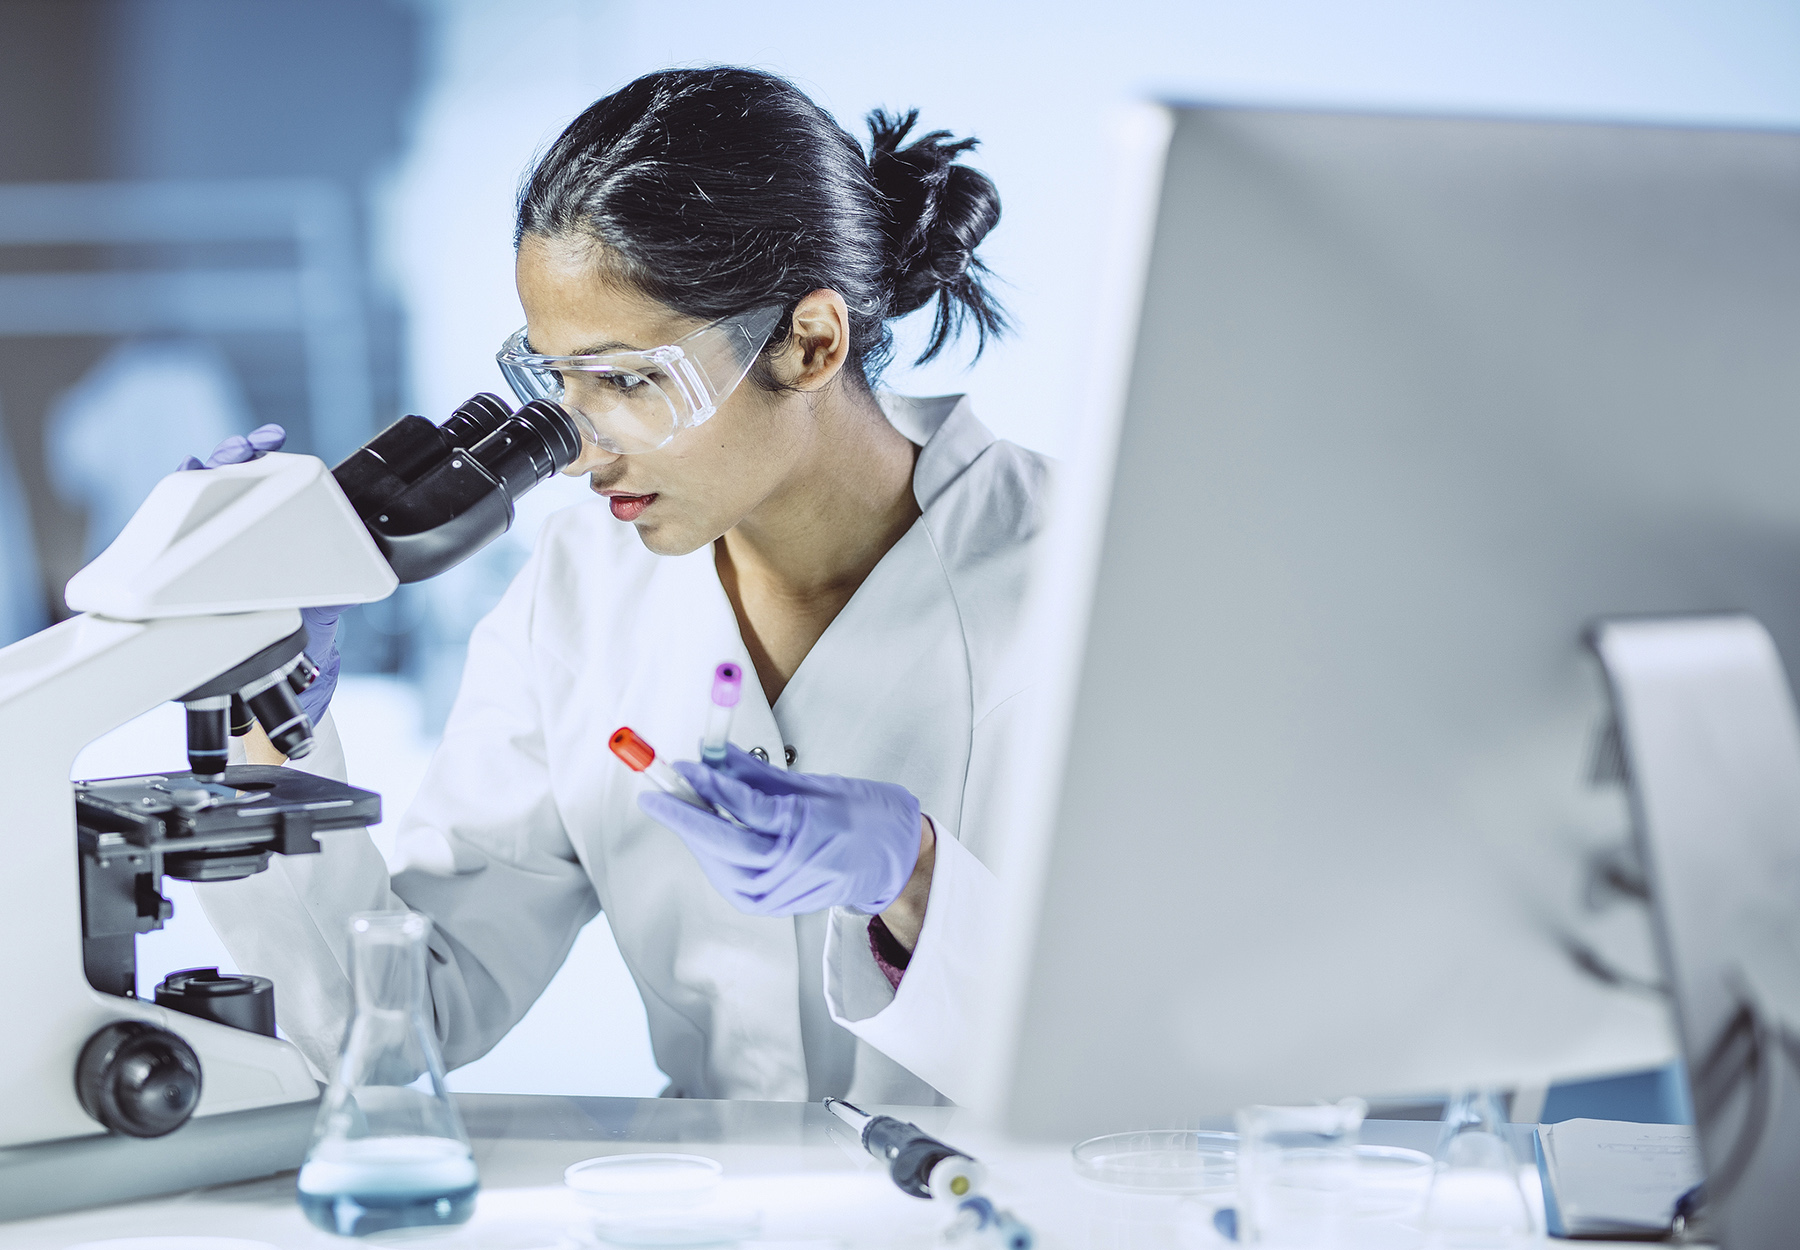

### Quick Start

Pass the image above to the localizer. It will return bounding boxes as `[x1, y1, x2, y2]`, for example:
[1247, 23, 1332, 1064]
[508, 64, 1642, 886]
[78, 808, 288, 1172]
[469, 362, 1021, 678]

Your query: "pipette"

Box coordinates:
[610, 727, 723, 816]
[824, 1097, 987, 1201]
[701, 662, 742, 764]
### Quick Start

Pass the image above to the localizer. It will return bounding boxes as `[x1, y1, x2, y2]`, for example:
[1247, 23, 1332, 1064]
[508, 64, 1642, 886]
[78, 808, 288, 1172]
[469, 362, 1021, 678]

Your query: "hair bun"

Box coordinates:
[866, 110, 1007, 363]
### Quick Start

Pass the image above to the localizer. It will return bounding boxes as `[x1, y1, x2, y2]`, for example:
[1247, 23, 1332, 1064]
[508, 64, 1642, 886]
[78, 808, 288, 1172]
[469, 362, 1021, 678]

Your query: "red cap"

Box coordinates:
[609, 726, 655, 771]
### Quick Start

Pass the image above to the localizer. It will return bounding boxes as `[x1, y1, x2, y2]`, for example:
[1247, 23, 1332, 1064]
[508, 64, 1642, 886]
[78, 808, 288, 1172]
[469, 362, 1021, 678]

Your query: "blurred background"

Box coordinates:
[4, 0, 1797, 1098]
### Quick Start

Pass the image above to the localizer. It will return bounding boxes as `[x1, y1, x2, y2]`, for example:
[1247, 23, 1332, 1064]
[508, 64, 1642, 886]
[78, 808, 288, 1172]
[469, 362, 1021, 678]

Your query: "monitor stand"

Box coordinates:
[1591, 613, 1800, 1250]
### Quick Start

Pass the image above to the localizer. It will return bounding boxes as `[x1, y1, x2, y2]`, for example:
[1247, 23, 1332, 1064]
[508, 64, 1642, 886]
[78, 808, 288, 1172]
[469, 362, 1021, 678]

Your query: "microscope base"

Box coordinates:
[0, 1088, 320, 1223]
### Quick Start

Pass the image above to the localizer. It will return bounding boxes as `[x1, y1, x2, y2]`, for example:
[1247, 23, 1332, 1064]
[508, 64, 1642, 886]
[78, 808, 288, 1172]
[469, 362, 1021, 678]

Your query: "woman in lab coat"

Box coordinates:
[200, 67, 1046, 1107]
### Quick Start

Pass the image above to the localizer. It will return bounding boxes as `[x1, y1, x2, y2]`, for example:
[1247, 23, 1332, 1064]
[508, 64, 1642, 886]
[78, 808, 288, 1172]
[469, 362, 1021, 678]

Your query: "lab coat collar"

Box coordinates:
[876, 392, 995, 513]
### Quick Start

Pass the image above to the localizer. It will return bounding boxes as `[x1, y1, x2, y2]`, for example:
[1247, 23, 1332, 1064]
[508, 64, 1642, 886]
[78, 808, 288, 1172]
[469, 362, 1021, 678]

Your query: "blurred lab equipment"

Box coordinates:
[564, 1152, 723, 1212]
[1588, 615, 1800, 1249]
[298, 911, 478, 1236]
[1070, 1129, 1237, 1196]
[562, 1152, 763, 1245]
[943, 1194, 1034, 1250]
[1420, 1090, 1534, 1247]
[701, 661, 742, 763]
[824, 1096, 986, 1200]
[981, 103, 1800, 1145]
[1232, 1100, 1364, 1247]
[498, 305, 782, 454]
[48, 338, 248, 559]
[0, 179, 373, 462]
[0, 393, 46, 647]
[826, 1097, 1030, 1250]
[0, 392, 589, 1220]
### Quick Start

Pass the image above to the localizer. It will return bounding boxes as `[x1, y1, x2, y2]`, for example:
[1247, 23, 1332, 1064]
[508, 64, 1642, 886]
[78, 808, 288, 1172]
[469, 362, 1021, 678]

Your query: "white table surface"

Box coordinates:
[0, 1098, 1695, 1250]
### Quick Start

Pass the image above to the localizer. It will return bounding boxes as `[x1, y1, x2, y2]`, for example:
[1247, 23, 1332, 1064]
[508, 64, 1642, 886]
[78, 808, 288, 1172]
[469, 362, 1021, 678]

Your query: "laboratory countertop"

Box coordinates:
[0, 1097, 1697, 1250]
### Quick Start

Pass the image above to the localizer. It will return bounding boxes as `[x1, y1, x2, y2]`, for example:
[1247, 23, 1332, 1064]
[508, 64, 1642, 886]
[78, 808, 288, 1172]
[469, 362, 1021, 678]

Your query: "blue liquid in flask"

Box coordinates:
[298, 1134, 479, 1236]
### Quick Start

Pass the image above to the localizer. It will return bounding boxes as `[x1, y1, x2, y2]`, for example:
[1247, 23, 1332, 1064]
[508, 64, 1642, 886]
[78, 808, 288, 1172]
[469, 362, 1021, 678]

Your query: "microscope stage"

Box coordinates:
[76, 765, 381, 881]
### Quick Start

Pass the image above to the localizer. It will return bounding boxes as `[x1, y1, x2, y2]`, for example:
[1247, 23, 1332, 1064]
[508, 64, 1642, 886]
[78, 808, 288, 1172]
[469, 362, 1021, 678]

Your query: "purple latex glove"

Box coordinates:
[639, 744, 922, 917]
[178, 424, 344, 722]
[297, 605, 342, 723]
[176, 423, 288, 471]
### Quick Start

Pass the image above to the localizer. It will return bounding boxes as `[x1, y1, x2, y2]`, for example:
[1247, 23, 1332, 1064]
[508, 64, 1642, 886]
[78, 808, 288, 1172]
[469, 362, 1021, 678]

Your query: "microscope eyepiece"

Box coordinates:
[332, 393, 585, 583]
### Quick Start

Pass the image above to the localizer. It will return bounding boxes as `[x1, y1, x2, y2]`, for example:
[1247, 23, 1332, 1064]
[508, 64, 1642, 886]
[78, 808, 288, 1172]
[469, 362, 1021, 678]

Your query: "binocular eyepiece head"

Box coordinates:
[334, 393, 585, 584]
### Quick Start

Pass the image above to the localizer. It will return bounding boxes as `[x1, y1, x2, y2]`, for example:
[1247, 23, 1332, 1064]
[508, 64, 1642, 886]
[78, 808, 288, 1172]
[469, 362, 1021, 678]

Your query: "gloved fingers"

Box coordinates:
[675, 760, 798, 830]
[203, 434, 257, 467]
[245, 423, 287, 453]
[202, 424, 288, 467]
[176, 455, 206, 472]
[741, 875, 839, 918]
[638, 791, 785, 869]
[300, 604, 344, 658]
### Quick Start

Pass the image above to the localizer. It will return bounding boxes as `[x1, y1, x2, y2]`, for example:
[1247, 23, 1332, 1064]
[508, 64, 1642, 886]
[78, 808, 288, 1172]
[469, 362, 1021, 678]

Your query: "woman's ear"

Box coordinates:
[769, 289, 851, 391]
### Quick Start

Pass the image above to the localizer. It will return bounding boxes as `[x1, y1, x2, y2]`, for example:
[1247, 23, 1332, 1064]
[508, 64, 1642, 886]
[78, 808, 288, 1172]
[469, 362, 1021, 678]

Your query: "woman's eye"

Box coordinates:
[605, 373, 650, 395]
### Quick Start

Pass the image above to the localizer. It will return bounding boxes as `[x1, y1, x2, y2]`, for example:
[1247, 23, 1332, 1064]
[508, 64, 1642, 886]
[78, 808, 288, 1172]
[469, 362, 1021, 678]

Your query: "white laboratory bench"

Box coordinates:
[0, 1097, 1695, 1249]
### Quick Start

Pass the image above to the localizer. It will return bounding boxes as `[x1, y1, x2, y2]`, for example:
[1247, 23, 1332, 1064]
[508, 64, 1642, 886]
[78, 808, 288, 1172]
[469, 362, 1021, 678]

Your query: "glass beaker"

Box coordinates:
[297, 911, 478, 1236]
[1234, 1098, 1367, 1247]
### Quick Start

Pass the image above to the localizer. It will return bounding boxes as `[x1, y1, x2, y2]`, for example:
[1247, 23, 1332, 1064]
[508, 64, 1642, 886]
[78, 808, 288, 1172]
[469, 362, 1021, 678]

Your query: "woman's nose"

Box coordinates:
[562, 439, 623, 476]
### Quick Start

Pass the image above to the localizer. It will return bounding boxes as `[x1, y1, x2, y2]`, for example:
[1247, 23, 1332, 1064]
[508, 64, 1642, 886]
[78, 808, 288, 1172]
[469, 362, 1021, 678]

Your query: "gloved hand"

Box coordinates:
[639, 744, 923, 917]
[176, 423, 288, 471]
[178, 425, 343, 723]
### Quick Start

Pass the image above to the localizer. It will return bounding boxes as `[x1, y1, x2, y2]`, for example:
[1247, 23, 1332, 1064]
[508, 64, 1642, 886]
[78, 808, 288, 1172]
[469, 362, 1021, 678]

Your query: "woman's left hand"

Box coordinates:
[177, 424, 342, 727]
[640, 745, 928, 920]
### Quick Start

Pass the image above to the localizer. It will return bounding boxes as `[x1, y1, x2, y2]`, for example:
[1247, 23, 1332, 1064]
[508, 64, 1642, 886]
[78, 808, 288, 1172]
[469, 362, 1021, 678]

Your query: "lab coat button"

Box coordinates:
[784, 745, 797, 766]
[749, 747, 769, 763]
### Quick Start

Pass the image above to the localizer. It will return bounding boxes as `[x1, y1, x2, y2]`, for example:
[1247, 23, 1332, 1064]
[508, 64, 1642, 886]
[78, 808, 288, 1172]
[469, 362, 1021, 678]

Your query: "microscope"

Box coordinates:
[0, 395, 582, 1212]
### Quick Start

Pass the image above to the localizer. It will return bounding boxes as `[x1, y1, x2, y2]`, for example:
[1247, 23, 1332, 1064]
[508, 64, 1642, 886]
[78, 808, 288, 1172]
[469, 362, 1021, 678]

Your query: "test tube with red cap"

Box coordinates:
[609, 727, 721, 815]
[702, 662, 742, 764]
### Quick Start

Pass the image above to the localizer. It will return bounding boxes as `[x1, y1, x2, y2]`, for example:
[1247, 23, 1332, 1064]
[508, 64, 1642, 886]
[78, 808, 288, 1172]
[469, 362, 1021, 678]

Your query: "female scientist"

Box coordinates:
[200, 67, 1047, 1107]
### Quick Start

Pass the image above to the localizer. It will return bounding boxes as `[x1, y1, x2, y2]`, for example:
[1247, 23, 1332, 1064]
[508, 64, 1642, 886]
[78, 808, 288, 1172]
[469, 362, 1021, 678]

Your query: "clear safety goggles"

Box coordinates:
[496, 305, 784, 455]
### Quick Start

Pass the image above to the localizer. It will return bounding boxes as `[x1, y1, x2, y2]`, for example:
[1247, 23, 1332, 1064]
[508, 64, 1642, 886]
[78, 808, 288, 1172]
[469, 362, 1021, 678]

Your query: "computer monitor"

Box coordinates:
[979, 103, 1800, 1141]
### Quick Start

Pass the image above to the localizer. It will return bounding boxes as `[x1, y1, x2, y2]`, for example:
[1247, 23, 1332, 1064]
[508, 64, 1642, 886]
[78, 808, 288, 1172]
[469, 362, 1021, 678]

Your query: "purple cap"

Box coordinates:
[711, 662, 743, 708]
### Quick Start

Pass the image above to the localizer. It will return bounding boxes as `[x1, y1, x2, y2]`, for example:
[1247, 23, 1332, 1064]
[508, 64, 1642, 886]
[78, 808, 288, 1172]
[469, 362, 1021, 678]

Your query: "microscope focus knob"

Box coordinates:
[75, 1021, 202, 1137]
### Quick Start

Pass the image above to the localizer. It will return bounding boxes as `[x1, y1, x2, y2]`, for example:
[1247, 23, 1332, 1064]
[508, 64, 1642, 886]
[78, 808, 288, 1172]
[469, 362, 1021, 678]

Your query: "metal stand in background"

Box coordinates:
[1591, 614, 1800, 1250]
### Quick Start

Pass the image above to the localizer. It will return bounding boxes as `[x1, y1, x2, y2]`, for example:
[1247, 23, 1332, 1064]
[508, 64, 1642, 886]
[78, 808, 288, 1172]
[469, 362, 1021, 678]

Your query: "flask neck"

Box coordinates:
[349, 912, 430, 1014]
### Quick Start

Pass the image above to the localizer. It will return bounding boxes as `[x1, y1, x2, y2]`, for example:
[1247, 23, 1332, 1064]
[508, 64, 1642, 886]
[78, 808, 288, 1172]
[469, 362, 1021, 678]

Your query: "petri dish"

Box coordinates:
[1071, 1129, 1238, 1195]
[1353, 1144, 1434, 1217]
[565, 1154, 723, 1213]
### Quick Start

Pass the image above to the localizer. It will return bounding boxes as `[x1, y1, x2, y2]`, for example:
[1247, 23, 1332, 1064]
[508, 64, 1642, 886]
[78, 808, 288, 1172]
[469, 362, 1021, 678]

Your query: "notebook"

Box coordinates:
[1535, 1119, 1703, 1239]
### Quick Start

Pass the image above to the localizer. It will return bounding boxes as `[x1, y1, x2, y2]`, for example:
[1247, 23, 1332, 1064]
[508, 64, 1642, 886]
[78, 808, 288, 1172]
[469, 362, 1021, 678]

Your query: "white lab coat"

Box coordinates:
[198, 393, 1048, 1107]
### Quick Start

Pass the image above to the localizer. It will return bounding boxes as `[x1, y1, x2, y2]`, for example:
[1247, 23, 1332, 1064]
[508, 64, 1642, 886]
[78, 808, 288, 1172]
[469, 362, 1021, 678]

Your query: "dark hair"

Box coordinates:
[515, 67, 1006, 387]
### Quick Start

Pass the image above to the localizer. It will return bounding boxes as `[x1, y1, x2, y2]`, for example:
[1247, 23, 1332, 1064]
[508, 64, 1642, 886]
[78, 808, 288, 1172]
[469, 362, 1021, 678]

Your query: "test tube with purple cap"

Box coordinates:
[702, 662, 742, 765]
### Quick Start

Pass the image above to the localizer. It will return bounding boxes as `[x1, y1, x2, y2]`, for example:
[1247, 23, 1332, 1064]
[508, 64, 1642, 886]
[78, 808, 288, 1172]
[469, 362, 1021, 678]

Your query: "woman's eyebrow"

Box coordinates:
[564, 339, 637, 356]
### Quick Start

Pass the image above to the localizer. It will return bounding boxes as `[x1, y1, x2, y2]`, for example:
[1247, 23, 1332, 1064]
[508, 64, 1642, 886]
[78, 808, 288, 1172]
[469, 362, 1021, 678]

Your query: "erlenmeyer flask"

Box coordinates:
[298, 911, 478, 1236]
[1422, 1088, 1535, 1248]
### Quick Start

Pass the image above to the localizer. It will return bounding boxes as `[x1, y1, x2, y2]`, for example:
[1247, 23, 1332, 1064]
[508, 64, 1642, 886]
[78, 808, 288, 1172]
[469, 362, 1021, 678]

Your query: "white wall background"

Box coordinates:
[115, 0, 1800, 1100]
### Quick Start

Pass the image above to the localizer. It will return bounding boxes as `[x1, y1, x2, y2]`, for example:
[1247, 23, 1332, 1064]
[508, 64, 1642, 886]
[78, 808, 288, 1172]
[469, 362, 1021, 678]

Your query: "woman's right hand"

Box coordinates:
[177, 425, 344, 727]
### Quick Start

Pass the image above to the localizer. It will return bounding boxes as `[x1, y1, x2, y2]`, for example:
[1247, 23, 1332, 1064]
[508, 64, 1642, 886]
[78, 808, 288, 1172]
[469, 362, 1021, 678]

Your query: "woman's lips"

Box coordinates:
[606, 492, 657, 522]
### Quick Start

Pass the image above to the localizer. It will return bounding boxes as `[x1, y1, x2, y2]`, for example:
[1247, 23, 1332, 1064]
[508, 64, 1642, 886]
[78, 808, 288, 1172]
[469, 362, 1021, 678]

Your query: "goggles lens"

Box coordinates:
[497, 306, 783, 455]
